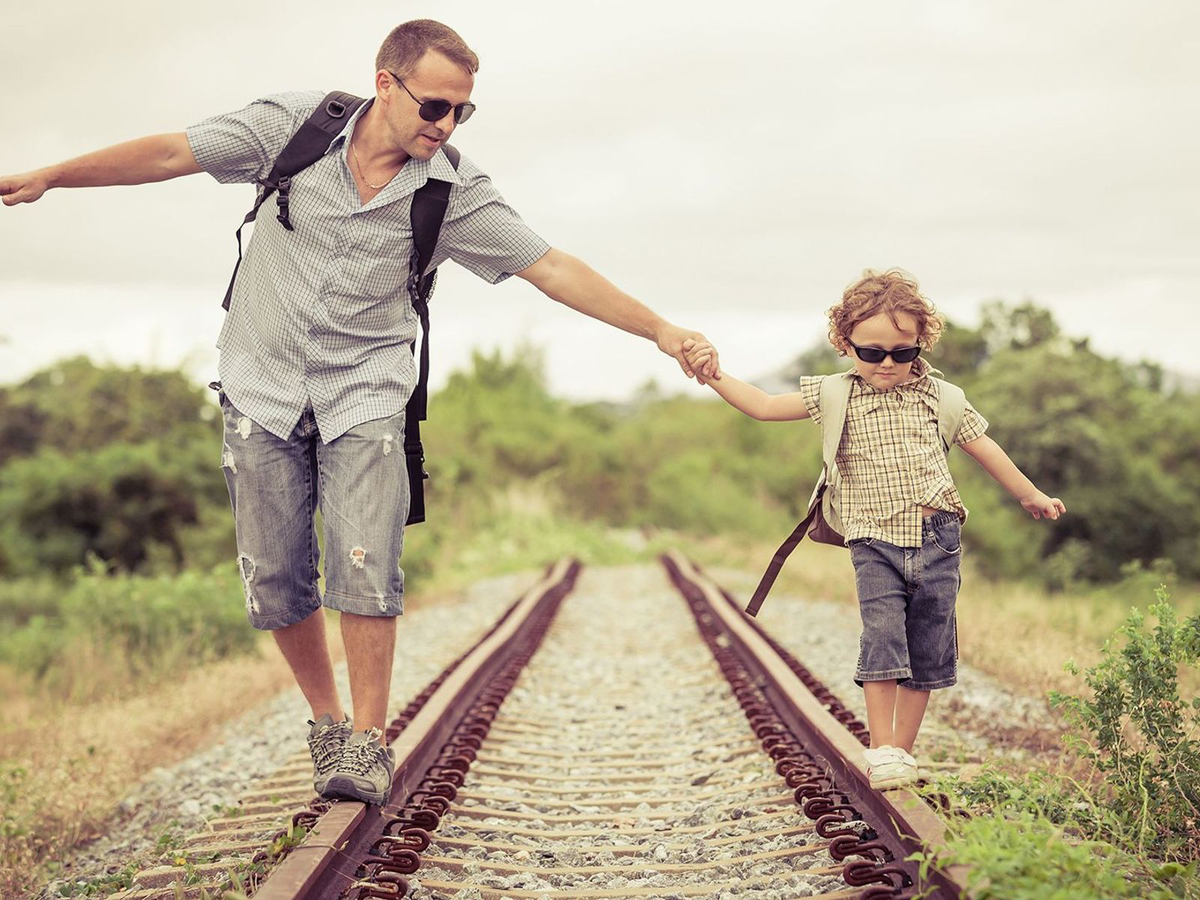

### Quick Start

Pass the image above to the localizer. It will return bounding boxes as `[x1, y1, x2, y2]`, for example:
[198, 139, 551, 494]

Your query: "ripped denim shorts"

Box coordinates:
[216, 388, 409, 630]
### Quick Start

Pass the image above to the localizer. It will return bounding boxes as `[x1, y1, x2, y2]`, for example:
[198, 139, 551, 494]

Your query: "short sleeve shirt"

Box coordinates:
[798, 357, 988, 547]
[186, 91, 551, 442]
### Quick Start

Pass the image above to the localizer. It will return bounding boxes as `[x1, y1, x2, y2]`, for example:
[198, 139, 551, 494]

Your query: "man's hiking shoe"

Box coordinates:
[323, 728, 396, 805]
[863, 745, 919, 790]
[307, 714, 353, 795]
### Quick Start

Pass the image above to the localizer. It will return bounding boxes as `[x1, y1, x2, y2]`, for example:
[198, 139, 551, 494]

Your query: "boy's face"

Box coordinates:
[846, 311, 921, 391]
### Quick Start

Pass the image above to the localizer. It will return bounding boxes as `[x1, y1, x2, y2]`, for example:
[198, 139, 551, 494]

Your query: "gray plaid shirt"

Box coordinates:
[187, 91, 550, 442]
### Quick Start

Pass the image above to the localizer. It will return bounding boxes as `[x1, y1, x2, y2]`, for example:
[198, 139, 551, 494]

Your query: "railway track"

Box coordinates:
[114, 555, 968, 900]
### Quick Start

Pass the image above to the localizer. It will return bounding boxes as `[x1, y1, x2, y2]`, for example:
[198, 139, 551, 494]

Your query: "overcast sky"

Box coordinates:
[2, 1, 1198, 398]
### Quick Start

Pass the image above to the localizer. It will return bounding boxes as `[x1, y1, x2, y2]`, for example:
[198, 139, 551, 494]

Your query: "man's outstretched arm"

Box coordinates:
[0, 133, 202, 206]
[517, 247, 719, 383]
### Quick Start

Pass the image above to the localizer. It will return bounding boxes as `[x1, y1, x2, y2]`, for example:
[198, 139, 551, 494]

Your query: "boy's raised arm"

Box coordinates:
[1, 133, 201, 206]
[959, 435, 1066, 519]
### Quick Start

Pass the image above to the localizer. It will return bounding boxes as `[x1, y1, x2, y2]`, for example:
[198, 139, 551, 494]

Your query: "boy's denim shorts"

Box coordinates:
[217, 390, 409, 630]
[848, 510, 961, 691]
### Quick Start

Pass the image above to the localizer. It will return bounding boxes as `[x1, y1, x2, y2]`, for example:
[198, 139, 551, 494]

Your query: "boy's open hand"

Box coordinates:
[682, 339, 721, 381]
[1021, 492, 1066, 520]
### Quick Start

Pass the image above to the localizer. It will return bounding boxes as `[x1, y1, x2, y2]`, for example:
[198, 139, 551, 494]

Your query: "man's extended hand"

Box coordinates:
[660, 327, 719, 384]
[0, 171, 50, 206]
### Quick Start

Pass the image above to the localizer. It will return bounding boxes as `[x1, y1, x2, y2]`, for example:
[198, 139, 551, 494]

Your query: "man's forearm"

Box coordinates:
[44, 133, 202, 189]
[519, 248, 664, 340]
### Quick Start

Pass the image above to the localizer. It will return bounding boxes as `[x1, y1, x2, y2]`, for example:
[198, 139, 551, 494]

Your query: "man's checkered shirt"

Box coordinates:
[799, 357, 989, 547]
[186, 91, 550, 443]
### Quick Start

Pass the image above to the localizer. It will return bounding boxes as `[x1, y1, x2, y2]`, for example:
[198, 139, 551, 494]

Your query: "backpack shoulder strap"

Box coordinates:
[270, 92, 365, 192]
[222, 91, 367, 310]
[402, 144, 462, 526]
[409, 145, 461, 289]
[818, 371, 855, 471]
[405, 144, 461, 421]
[932, 377, 967, 453]
[743, 370, 854, 618]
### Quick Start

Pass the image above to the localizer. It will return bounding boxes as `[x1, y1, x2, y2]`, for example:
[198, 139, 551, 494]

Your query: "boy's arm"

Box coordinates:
[0, 133, 202, 206]
[705, 370, 812, 421]
[683, 339, 810, 421]
[959, 435, 1066, 519]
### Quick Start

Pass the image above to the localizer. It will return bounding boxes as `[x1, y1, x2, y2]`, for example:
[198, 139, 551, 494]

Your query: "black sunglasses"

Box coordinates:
[848, 340, 922, 365]
[389, 71, 476, 124]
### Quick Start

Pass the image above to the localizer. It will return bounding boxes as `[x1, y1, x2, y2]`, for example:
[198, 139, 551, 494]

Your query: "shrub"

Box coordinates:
[918, 589, 1200, 899]
[0, 561, 255, 702]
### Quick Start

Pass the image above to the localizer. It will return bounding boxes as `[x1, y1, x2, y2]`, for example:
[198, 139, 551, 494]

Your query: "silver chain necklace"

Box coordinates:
[351, 139, 390, 190]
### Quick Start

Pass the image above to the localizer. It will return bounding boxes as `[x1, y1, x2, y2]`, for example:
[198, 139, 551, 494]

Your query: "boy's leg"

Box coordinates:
[317, 407, 410, 739]
[850, 539, 914, 748]
[862, 680, 899, 747]
[893, 686, 931, 752]
[902, 512, 963, 748]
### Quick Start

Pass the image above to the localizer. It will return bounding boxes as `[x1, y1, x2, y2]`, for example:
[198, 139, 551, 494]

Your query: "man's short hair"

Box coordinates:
[376, 19, 479, 78]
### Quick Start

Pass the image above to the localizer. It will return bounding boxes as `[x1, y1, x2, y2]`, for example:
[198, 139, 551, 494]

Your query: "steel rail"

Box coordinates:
[662, 550, 971, 900]
[252, 557, 581, 900]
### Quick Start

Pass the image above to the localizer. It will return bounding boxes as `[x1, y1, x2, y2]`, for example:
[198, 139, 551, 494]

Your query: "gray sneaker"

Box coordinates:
[307, 714, 353, 795]
[323, 728, 396, 805]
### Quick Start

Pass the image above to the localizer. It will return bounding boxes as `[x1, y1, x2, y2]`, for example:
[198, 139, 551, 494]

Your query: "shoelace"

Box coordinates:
[308, 721, 350, 771]
[339, 730, 387, 776]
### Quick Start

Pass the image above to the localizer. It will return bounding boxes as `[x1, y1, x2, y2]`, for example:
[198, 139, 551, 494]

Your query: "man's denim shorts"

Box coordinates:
[848, 510, 962, 691]
[217, 391, 409, 630]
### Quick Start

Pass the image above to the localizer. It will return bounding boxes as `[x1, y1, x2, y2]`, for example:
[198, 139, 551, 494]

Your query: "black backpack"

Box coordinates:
[219, 91, 459, 526]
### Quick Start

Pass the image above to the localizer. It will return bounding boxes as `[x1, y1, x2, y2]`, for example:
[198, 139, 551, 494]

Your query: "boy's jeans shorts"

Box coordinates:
[217, 389, 409, 630]
[848, 510, 961, 691]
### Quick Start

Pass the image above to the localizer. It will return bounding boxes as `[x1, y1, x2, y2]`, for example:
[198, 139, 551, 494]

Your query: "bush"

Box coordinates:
[919, 589, 1200, 899]
[0, 561, 255, 702]
[0, 438, 219, 576]
[1050, 588, 1200, 862]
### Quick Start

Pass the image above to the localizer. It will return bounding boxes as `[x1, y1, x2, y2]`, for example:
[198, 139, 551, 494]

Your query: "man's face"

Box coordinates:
[381, 50, 475, 161]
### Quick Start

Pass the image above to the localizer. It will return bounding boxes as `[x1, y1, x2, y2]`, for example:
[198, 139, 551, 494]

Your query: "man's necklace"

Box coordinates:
[351, 140, 391, 190]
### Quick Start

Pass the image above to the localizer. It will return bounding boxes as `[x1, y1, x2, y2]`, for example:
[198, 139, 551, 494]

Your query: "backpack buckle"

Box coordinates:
[275, 176, 293, 231]
[326, 99, 347, 118]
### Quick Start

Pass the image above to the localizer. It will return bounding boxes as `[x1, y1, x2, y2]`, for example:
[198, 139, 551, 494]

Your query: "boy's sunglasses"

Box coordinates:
[848, 340, 922, 365]
[389, 71, 476, 124]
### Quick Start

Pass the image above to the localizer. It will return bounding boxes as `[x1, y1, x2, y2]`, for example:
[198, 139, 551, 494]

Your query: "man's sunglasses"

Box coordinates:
[848, 340, 922, 365]
[389, 71, 476, 124]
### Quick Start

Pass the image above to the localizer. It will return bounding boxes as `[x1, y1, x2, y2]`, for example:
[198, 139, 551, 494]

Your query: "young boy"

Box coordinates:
[683, 269, 1065, 789]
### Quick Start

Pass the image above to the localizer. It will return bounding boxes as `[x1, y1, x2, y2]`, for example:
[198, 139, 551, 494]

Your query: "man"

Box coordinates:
[0, 20, 719, 804]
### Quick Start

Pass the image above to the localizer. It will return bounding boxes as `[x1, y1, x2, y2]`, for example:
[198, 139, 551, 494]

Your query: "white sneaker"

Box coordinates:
[863, 745, 919, 789]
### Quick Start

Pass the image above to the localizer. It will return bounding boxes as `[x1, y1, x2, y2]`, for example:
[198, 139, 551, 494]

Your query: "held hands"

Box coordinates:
[659, 328, 720, 384]
[0, 171, 49, 206]
[1020, 492, 1067, 520]
[681, 338, 721, 383]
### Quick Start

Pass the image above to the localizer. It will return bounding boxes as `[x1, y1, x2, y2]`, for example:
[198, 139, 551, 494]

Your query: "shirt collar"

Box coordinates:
[330, 98, 462, 188]
[848, 355, 942, 393]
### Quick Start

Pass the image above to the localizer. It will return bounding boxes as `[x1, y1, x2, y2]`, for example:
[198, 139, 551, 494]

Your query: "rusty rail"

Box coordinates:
[252, 557, 581, 900]
[662, 550, 970, 899]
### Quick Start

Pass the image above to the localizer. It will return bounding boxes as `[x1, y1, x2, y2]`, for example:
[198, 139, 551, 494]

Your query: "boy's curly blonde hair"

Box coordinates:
[827, 268, 945, 356]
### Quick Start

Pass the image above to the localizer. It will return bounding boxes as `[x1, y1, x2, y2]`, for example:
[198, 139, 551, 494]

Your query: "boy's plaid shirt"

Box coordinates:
[799, 357, 988, 548]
